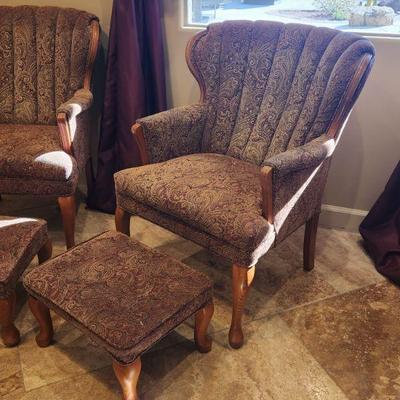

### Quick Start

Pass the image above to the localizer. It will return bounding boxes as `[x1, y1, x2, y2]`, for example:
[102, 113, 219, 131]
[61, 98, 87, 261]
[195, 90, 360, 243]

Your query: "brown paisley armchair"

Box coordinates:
[0, 6, 100, 248]
[114, 21, 375, 348]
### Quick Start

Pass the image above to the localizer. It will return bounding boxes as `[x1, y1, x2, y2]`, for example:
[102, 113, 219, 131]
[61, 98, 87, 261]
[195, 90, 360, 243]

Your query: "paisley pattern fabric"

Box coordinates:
[24, 231, 213, 364]
[0, 124, 78, 196]
[121, 21, 374, 266]
[115, 153, 274, 252]
[137, 104, 208, 164]
[0, 216, 48, 298]
[0, 6, 97, 125]
[264, 135, 335, 240]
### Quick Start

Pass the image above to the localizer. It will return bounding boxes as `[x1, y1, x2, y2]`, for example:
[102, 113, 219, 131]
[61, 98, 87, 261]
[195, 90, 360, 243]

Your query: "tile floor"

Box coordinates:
[0, 194, 398, 400]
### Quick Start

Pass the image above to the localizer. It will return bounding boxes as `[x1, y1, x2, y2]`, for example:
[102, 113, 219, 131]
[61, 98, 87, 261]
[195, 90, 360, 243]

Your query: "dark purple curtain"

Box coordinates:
[87, 0, 166, 213]
[360, 161, 400, 284]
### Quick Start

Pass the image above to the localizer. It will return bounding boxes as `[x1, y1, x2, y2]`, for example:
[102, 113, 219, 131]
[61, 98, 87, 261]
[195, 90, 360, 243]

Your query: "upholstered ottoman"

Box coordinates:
[23, 231, 214, 400]
[0, 216, 52, 347]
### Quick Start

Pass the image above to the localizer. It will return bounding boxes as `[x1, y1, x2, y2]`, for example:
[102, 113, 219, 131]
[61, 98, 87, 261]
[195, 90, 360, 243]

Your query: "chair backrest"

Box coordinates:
[0, 6, 99, 125]
[187, 21, 375, 165]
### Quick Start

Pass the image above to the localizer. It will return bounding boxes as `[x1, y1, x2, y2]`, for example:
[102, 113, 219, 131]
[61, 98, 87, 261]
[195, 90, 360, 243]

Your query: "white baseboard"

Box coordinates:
[320, 204, 368, 232]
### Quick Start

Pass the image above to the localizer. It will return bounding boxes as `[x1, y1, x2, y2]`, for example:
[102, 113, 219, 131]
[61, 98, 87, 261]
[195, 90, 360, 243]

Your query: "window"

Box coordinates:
[185, 0, 400, 36]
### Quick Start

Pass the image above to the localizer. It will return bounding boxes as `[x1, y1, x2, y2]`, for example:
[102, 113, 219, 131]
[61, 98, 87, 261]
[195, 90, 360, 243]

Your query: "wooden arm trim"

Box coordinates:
[131, 123, 150, 166]
[260, 166, 273, 224]
[185, 30, 208, 102]
[57, 112, 73, 155]
[84, 19, 100, 89]
[261, 53, 373, 225]
[326, 53, 374, 139]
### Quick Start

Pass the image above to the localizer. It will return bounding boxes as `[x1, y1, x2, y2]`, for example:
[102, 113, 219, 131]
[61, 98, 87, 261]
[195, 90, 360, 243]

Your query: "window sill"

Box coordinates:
[180, 23, 400, 42]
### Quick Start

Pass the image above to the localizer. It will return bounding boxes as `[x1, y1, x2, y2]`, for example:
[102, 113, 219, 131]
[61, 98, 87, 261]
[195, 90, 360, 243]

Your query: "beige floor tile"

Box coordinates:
[2, 367, 120, 400]
[0, 194, 390, 399]
[140, 316, 348, 400]
[19, 319, 111, 391]
[282, 281, 400, 400]
[0, 346, 24, 397]
[182, 248, 338, 331]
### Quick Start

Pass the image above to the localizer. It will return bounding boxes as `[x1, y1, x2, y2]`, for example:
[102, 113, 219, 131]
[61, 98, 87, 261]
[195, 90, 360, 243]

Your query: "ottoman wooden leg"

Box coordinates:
[0, 292, 20, 347]
[113, 357, 141, 400]
[194, 301, 214, 353]
[28, 296, 54, 347]
[38, 238, 52, 264]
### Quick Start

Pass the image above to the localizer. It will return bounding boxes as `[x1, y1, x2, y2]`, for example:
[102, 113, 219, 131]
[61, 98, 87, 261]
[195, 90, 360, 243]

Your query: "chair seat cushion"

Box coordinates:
[23, 231, 213, 364]
[0, 124, 78, 195]
[0, 216, 48, 298]
[114, 153, 274, 256]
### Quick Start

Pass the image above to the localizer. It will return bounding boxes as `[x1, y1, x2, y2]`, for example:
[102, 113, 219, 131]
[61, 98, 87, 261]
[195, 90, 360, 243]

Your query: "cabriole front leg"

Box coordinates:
[229, 264, 255, 349]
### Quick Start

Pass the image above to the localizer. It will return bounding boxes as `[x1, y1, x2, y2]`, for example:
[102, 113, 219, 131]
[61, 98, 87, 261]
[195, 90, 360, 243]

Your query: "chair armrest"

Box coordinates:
[133, 103, 208, 164]
[260, 134, 336, 232]
[263, 134, 335, 179]
[56, 89, 94, 169]
[57, 88, 93, 119]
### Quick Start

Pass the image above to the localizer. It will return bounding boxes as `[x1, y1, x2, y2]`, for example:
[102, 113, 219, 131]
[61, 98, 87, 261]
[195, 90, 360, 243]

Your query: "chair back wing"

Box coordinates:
[187, 21, 375, 165]
[0, 6, 98, 125]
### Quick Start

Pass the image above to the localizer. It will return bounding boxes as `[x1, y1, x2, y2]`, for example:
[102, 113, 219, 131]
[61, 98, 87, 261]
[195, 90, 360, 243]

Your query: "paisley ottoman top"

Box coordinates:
[23, 231, 213, 364]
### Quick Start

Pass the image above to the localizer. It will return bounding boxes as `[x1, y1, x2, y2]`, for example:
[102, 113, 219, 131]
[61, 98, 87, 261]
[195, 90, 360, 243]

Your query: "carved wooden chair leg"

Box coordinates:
[194, 301, 214, 353]
[113, 357, 142, 400]
[37, 238, 52, 264]
[28, 296, 54, 347]
[58, 195, 76, 249]
[115, 206, 131, 236]
[229, 264, 255, 349]
[303, 213, 320, 272]
[0, 292, 20, 347]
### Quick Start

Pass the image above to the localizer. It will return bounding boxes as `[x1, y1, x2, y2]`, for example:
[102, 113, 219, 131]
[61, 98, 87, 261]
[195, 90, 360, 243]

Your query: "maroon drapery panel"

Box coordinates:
[87, 0, 167, 213]
[360, 161, 400, 284]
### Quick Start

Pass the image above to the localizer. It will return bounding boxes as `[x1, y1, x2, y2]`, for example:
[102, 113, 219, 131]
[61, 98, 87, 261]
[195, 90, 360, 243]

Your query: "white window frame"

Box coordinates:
[181, 0, 400, 39]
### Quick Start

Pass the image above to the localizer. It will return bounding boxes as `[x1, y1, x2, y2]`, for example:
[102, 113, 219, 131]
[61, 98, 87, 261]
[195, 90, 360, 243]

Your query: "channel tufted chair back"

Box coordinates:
[0, 6, 99, 249]
[0, 6, 96, 125]
[187, 20, 374, 164]
[115, 21, 375, 349]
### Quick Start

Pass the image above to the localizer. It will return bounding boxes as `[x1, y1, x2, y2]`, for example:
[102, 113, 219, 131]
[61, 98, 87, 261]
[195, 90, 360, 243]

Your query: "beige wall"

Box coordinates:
[163, 0, 400, 230]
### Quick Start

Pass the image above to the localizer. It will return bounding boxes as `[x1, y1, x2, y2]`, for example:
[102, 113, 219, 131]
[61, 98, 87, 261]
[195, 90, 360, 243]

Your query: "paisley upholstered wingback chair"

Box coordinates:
[0, 6, 100, 248]
[114, 21, 375, 348]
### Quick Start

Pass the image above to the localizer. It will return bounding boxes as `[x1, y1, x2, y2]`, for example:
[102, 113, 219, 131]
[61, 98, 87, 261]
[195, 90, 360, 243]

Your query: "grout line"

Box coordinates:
[20, 363, 111, 395]
[245, 280, 386, 327]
